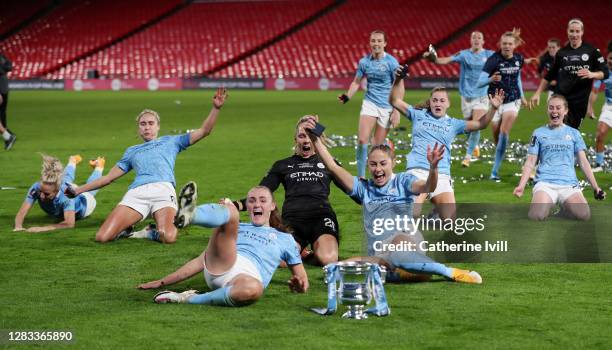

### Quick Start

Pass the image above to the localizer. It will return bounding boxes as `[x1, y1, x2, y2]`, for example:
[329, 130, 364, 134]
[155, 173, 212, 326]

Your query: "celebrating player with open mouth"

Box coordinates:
[338, 30, 400, 178]
[138, 185, 308, 307]
[391, 65, 504, 220]
[514, 95, 605, 220]
[423, 31, 494, 167]
[14, 154, 105, 233]
[302, 116, 483, 284]
[66, 88, 228, 243]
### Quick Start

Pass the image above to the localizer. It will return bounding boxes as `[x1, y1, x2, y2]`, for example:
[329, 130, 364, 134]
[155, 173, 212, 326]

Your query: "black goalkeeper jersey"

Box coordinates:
[545, 42, 608, 102]
[259, 154, 342, 217]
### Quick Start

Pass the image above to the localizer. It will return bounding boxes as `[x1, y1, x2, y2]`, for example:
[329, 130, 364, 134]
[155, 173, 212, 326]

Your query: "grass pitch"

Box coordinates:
[0, 90, 611, 349]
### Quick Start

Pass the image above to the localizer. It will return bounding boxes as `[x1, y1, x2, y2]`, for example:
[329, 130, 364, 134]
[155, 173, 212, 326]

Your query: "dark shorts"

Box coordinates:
[564, 97, 589, 129]
[284, 212, 340, 249]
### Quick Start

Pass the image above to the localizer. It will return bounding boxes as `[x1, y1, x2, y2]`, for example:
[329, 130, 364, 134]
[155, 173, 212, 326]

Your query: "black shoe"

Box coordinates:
[4, 133, 16, 150]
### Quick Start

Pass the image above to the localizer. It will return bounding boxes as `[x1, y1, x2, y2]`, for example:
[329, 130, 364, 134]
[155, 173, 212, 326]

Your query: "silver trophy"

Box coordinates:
[336, 261, 375, 319]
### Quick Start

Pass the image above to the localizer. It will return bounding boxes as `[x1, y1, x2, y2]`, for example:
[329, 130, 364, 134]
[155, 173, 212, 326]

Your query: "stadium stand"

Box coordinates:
[0, 0, 52, 38]
[412, 0, 611, 79]
[51, 0, 334, 79]
[0, 0, 182, 79]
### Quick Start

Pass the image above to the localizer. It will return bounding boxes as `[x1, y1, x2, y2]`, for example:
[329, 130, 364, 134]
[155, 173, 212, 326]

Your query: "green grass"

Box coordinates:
[0, 90, 611, 349]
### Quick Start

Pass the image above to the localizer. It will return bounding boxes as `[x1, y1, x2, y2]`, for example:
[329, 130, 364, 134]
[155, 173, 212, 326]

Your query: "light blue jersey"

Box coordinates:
[402, 106, 467, 175]
[350, 172, 418, 204]
[355, 53, 399, 109]
[117, 134, 191, 189]
[452, 49, 494, 98]
[237, 223, 302, 288]
[593, 68, 612, 104]
[528, 125, 586, 186]
[25, 182, 88, 219]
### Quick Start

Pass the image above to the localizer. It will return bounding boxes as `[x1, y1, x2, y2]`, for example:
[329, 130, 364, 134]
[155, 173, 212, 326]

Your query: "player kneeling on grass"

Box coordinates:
[14, 154, 105, 232]
[513, 95, 605, 220]
[137, 185, 308, 306]
[303, 116, 482, 284]
[65, 88, 227, 244]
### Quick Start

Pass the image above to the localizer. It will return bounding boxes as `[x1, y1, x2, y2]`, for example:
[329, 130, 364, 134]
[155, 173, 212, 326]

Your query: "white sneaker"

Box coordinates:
[592, 164, 603, 173]
[174, 181, 198, 228]
[153, 290, 198, 304]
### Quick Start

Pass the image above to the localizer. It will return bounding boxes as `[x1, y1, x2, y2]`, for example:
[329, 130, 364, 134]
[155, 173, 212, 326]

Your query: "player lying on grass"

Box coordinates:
[231, 116, 343, 266]
[514, 94, 605, 220]
[391, 65, 505, 220]
[303, 116, 482, 284]
[138, 185, 308, 306]
[65, 88, 228, 244]
[14, 154, 105, 232]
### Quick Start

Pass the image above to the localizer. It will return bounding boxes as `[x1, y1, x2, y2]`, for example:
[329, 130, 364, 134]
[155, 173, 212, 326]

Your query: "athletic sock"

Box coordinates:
[356, 143, 369, 178]
[130, 226, 162, 242]
[85, 169, 103, 196]
[387, 252, 453, 279]
[192, 204, 230, 228]
[466, 130, 480, 157]
[2, 130, 10, 141]
[492, 133, 508, 176]
[596, 152, 604, 165]
[187, 286, 235, 306]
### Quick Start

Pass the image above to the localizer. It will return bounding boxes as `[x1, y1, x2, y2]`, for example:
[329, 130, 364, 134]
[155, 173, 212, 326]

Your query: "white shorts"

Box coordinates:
[204, 254, 263, 290]
[461, 96, 489, 119]
[118, 182, 177, 220]
[492, 99, 521, 123]
[360, 99, 393, 128]
[82, 192, 97, 218]
[533, 182, 582, 204]
[407, 168, 453, 198]
[599, 103, 612, 128]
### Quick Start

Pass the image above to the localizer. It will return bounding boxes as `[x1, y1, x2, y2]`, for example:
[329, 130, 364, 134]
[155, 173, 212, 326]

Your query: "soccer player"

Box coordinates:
[0, 52, 15, 150]
[303, 116, 482, 284]
[231, 116, 342, 266]
[65, 88, 228, 243]
[338, 30, 400, 178]
[423, 31, 495, 167]
[478, 29, 528, 180]
[530, 19, 609, 129]
[391, 65, 505, 220]
[514, 95, 605, 220]
[138, 185, 308, 307]
[13, 154, 105, 232]
[592, 51, 612, 172]
[525, 38, 561, 99]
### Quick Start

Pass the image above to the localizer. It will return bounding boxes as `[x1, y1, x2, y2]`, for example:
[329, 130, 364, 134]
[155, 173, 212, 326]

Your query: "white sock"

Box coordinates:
[2, 131, 10, 141]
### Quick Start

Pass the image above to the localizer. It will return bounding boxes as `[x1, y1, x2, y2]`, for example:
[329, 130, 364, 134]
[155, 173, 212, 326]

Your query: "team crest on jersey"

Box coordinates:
[598, 56, 605, 63]
[317, 162, 325, 169]
[389, 188, 398, 195]
[565, 134, 572, 141]
[582, 54, 589, 61]
[268, 232, 277, 240]
[515, 61, 520, 66]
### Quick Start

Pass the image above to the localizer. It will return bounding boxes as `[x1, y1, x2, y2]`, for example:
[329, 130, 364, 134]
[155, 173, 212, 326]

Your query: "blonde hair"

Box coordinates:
[136, 109, 160, 124]
[40, 154, 63, 189]
[568, 18, 584, 30]
[294, 115, 332, 153]
[501, 28, 525, 47]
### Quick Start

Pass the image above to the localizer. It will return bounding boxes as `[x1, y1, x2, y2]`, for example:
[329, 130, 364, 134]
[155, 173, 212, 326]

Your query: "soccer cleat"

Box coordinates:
[4, 133, 16, 150]
[68, 154, 82, 165]
[472, 146, 480, 158]
[461, 158, 470, 167]
[592, 164, 603, 173]
[451, 268, 482, 284]
[89, 156, 105, 169]
[489, 173, 500, 181]
[115, 226, 134, 240]
[153, 290, 198, 304]
[129, 223, 156, 239]
[174, 181, 198, 228]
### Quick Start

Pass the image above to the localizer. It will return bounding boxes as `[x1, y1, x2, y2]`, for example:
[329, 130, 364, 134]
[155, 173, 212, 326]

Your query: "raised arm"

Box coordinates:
[137, 252, 206, 289]
[287, 263, 309, 293]
[338, 76, 364, 104]
[422, 52, 454, 65]
[465, 89, 504, 131]
[68, 166, 125, 197]
[189, 88, 228, 145]
[577, 151, 605, 200]
[513, 154, 538, 198]
[411, 143, 444, 194]
[390, 65, 410, 113]
[302, 117, 354, 192]
[13, 201, 32, 231]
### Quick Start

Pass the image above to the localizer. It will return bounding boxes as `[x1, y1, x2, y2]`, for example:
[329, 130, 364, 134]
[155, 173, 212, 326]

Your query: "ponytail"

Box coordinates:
[501, 28, 525, 47]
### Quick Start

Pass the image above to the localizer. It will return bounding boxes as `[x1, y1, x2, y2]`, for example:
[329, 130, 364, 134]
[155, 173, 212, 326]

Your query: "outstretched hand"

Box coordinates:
[213, 87, 228, 109]
[288, 274, 308, 293]
[137, 280, 163, 290]
[488, 89, 505, 109]
[426, 143, 445, 168]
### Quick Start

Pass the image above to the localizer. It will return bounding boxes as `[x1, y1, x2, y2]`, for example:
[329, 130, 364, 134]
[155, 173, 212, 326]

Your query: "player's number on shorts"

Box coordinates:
[324, 218, 335, 232]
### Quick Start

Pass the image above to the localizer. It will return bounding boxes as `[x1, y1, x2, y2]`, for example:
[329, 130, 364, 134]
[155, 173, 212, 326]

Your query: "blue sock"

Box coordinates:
[491, 133, 508, 176]
[356, 143, 369, 178]
[466, 130, 480, 157]
[187, 286, 235, 306]
[596, 152, 604, 165]
[387, 251, 453, 279]
[192, 204, 230, 228]
[85, 169, 103, 196]
[146, 228, 161, 242]
[64, 164, 76, 184]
